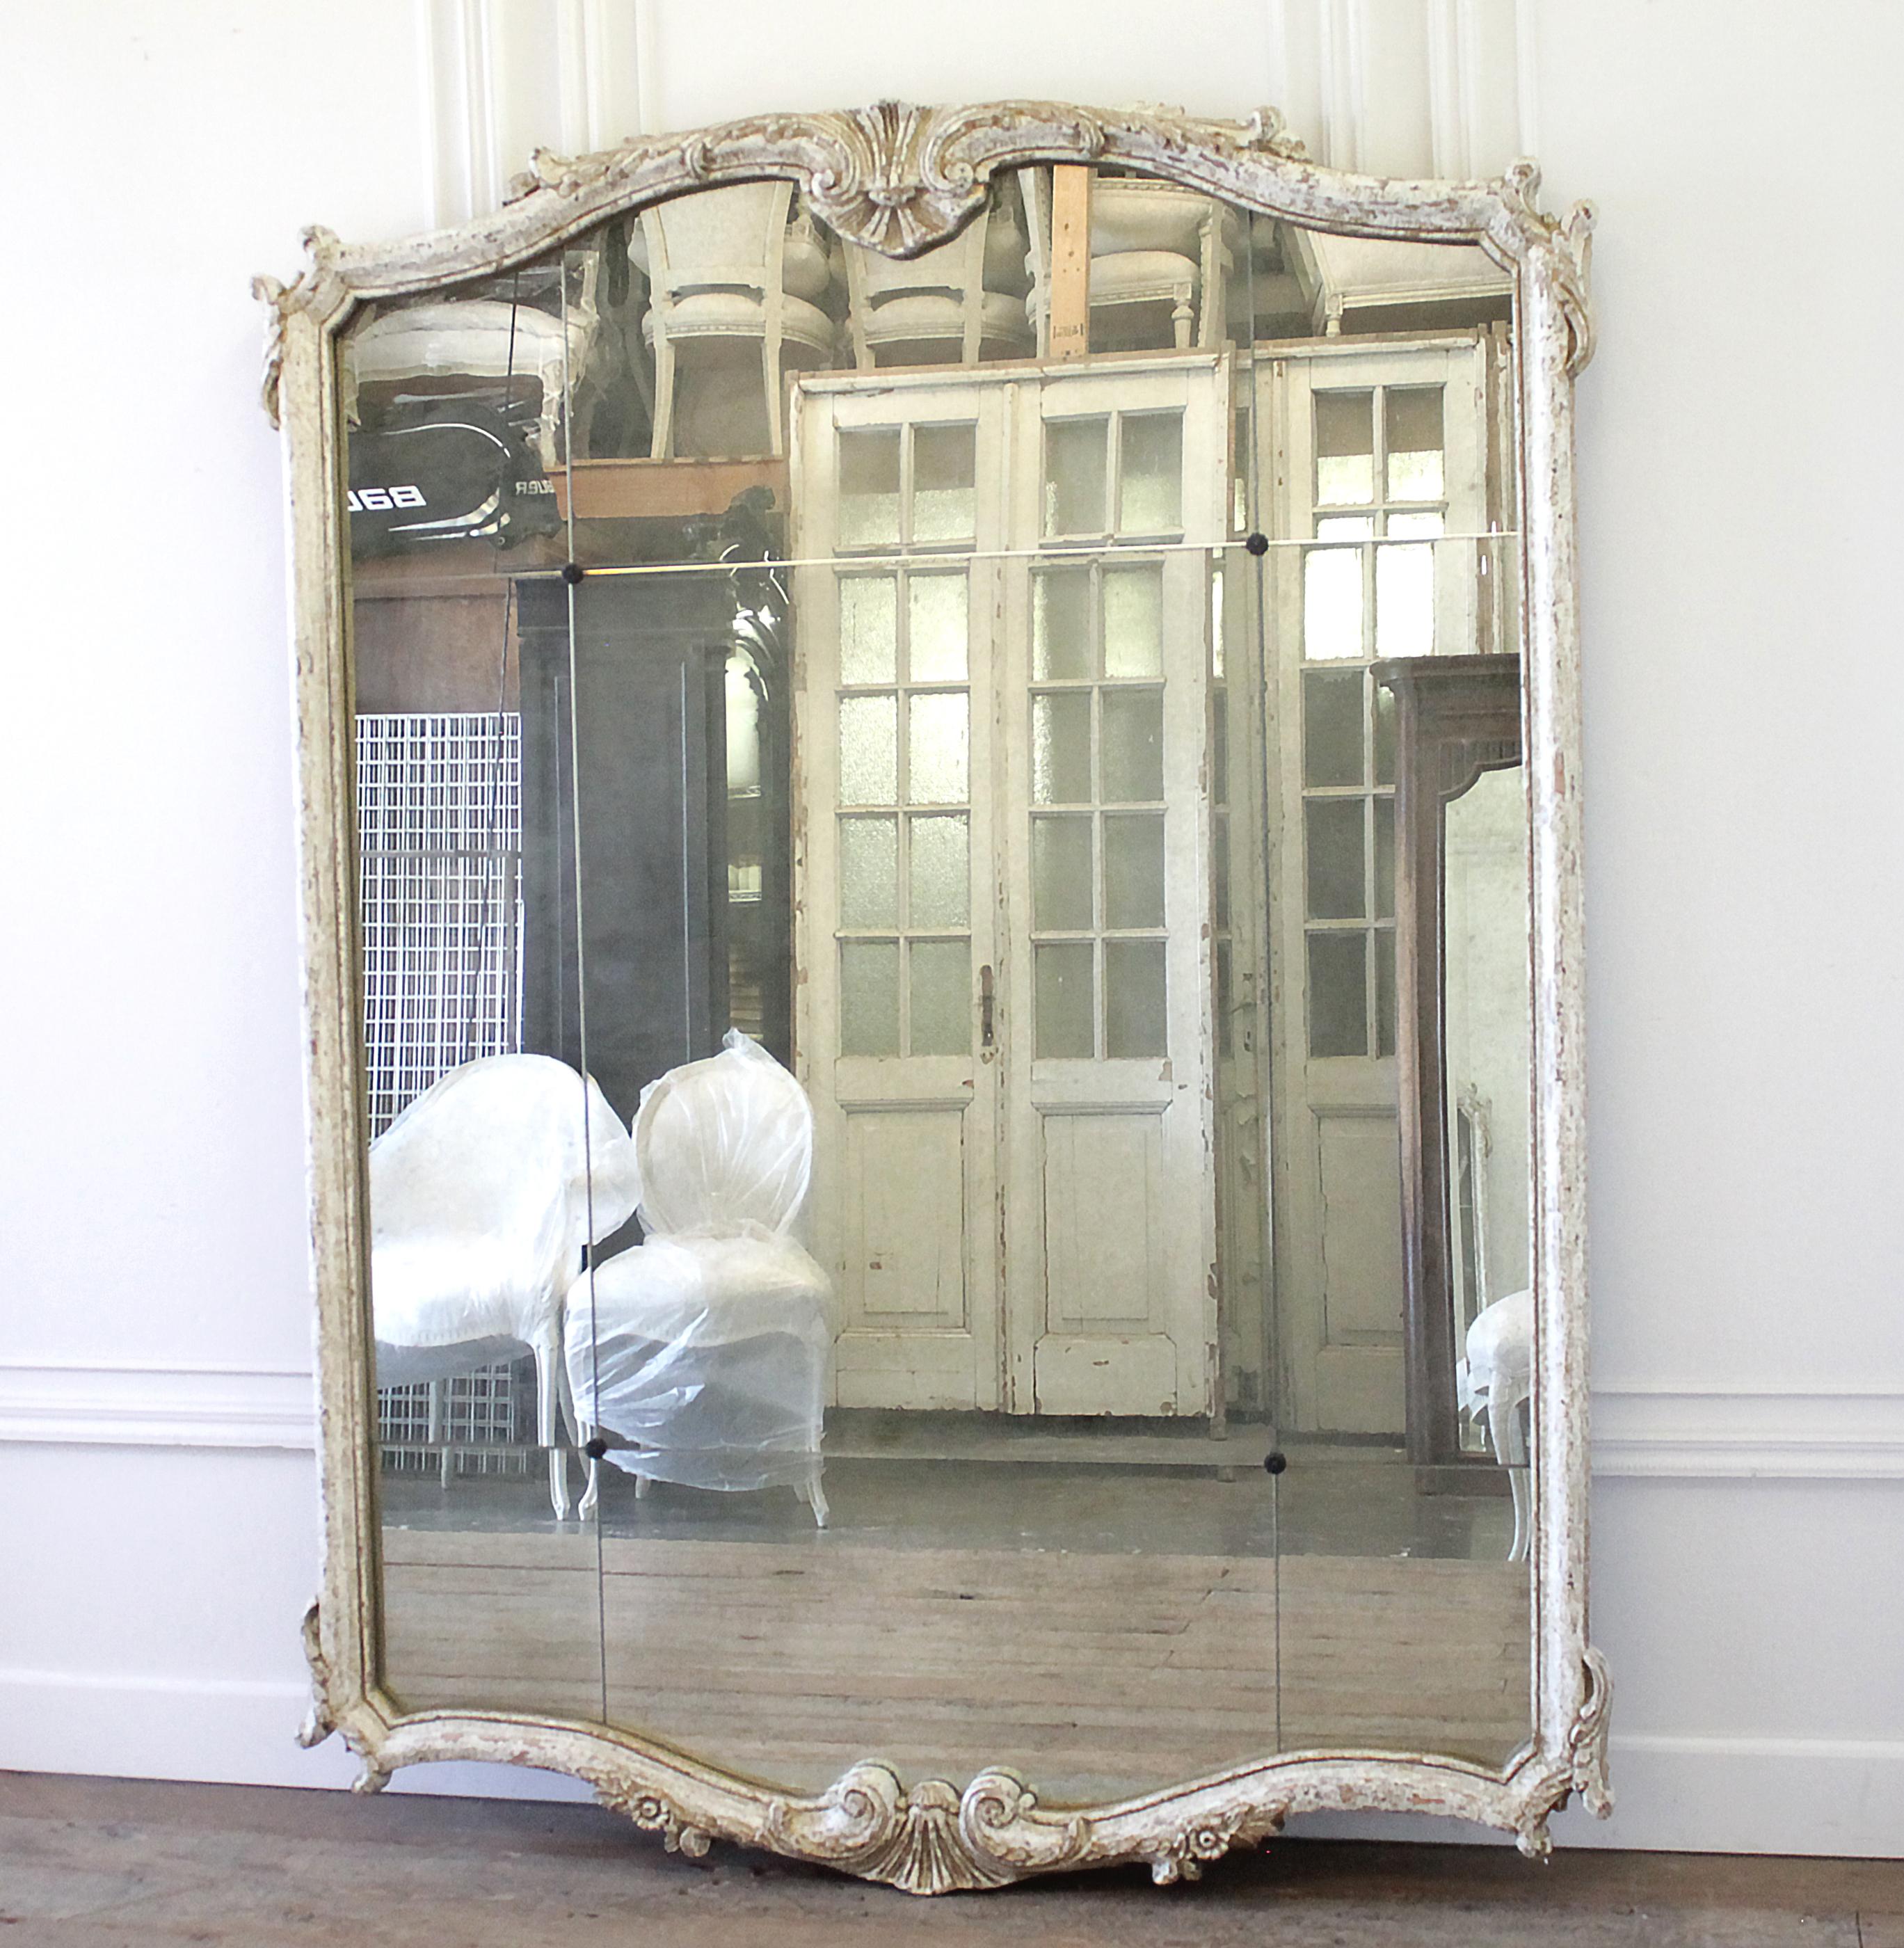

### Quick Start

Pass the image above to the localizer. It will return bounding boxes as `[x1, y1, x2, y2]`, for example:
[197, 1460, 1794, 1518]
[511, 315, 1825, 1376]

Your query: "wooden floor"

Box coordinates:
[383, 1527, 1530, 1801]
[7, 1772, 1903, 1947]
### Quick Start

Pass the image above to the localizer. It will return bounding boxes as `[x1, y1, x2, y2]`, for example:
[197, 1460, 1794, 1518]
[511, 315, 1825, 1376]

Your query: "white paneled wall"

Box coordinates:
[3, 0, 1901, 1858]
[419, 0, 1539, 205]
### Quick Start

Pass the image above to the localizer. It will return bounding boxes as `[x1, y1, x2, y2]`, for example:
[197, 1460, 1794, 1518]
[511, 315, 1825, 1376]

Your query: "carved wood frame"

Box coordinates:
[257, 98, 1606, 1895]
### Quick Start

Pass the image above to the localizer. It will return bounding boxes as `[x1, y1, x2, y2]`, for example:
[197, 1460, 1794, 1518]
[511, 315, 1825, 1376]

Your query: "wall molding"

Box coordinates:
[4, 1364, 1903, 1477]
[415, 0, 1527, 224]
[0, 1364, 317, 1451]
[1591, 1388, 1904, 1480]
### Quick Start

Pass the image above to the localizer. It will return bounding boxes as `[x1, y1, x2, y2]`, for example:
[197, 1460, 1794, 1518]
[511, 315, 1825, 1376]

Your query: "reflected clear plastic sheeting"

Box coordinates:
[336, 180, 1539, 1804]
[566, 1033, 832, 1506]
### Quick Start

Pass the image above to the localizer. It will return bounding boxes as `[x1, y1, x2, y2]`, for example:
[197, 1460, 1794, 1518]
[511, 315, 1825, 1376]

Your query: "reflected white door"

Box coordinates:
[794, 354, 1229, 1415]
[793, 383, 1005, 1408]
[1000, 358, 1229, 1415]
[1255, 337, 1498, 1434]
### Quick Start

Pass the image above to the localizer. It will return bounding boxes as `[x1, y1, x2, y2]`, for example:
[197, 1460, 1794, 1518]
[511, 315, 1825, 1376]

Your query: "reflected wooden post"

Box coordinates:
[1048, 166, 1092, 359]
[1374, 654, 1522, 1478]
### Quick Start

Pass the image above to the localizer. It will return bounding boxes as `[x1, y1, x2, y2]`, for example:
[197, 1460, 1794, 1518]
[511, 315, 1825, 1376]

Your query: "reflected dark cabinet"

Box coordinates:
[518, 571, 730, 1133]
[1374, 653, 1524, 1476]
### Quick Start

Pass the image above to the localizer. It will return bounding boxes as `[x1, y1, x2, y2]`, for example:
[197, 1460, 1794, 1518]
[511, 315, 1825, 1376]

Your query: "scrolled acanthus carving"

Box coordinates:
[514, 98, 1307, 264]
[760, 1763, 1089, 1895]
[1568, 1645, 1615, 1819]
[1493, 158, 1597, 376]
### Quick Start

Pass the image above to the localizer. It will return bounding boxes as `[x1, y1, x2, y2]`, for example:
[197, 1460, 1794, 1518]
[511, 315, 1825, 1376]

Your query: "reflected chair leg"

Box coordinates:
[798, 1468, 829, 1530]
[534, 1328, 570, 1521]
[1497, 1397, 1532, 1564]
[1506, 1467, 1532, 1564]
[577, 1419, 601, 1521]
[634, 1472, 650, 1500]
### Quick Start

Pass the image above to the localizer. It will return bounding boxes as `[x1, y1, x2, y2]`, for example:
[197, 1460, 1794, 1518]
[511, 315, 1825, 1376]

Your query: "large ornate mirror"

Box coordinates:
[260, 101, 1606, 1892]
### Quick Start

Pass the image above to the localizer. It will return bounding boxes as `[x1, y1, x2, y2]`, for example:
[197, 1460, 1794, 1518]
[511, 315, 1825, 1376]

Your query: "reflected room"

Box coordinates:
[344, 166, 1537, 1800]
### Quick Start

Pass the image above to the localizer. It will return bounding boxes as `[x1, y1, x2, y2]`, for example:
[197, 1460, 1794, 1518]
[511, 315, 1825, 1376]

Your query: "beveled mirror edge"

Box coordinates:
[258, 97, 1606, 1894]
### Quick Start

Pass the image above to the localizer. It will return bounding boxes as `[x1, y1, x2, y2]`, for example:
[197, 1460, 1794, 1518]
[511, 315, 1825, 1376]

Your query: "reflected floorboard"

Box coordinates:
[381, 1526, 1530, 1804]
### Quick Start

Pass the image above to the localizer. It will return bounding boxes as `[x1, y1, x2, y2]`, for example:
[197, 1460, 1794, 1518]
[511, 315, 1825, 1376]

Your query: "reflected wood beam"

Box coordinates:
[1048, 166, 1093, 360]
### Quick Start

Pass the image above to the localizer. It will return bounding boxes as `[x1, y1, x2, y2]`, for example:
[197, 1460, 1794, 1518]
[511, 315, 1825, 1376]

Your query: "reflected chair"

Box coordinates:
[369, 1055, 641, 1519]
[345, 267, 602, 470]
[639, 183, 838, 457]
[1457, 1287, 1533, 1563]
[1023, 172, 1233, 353]
[841, 188, 1032, 367]
[563, 1031, 833, 1528]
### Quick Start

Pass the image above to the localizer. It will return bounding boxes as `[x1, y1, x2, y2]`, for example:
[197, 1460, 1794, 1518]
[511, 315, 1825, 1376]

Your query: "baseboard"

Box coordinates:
[0, 1668, 589, 1803]
[2, 1667, 1897, 1853]
[1288, 1730, 1904, 1858]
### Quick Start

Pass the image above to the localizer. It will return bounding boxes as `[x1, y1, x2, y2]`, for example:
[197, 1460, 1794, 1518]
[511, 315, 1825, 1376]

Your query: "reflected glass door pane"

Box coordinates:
[912, 422, 977, 541]
[839, 429, 902, 547]
[1119, 413, 1183, 533]
[1045, 417, 1110, 534]
[1034, 941, 1095, 1056]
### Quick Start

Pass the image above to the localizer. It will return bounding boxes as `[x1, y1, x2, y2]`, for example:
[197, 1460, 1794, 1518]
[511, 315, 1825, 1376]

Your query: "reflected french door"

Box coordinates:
[794, 355, 1229, 1415]
[1254, 337, 1499, 1434]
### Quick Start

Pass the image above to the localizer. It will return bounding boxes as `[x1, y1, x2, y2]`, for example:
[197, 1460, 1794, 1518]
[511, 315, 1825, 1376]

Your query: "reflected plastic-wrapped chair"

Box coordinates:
[370, 1055, 640, 1519]
[564, 1032, 833, 1526]
[1457, 1288, 1534, 1564]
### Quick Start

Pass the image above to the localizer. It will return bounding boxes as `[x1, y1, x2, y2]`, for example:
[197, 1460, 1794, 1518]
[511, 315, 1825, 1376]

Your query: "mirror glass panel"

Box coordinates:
[341, 166, 1533, 1803]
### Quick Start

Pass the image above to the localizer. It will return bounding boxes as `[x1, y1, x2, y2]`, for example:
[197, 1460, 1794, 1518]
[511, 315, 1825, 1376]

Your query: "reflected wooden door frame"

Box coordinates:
[1376, 652, 1523, 1475]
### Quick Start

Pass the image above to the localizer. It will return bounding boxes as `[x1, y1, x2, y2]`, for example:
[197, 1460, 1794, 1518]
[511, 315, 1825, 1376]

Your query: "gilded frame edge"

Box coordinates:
[257, 97, 1607, 1896]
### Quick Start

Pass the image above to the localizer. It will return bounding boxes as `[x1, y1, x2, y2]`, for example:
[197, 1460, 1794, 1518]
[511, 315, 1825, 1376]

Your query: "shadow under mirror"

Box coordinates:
[341, 167, 1534, 1804]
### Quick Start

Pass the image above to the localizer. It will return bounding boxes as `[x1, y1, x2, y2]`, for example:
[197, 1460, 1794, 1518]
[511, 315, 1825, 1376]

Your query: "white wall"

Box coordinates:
[3, 0, 1900, 1856]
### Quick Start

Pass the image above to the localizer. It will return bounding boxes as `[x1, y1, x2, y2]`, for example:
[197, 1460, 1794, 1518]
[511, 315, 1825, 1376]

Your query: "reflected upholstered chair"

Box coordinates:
[1024, 171, 1233, 353]
[564, 1032, 833, 1528]
[344, 267, 602, 470]
[841, 188, 1032, 368]
[638, 183, 838, 457]
[369, 1055, 640, 1519]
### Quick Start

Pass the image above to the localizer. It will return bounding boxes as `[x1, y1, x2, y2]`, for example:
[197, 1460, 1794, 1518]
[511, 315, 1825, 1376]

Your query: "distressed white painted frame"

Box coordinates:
[257, 98, 1605, 1894]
